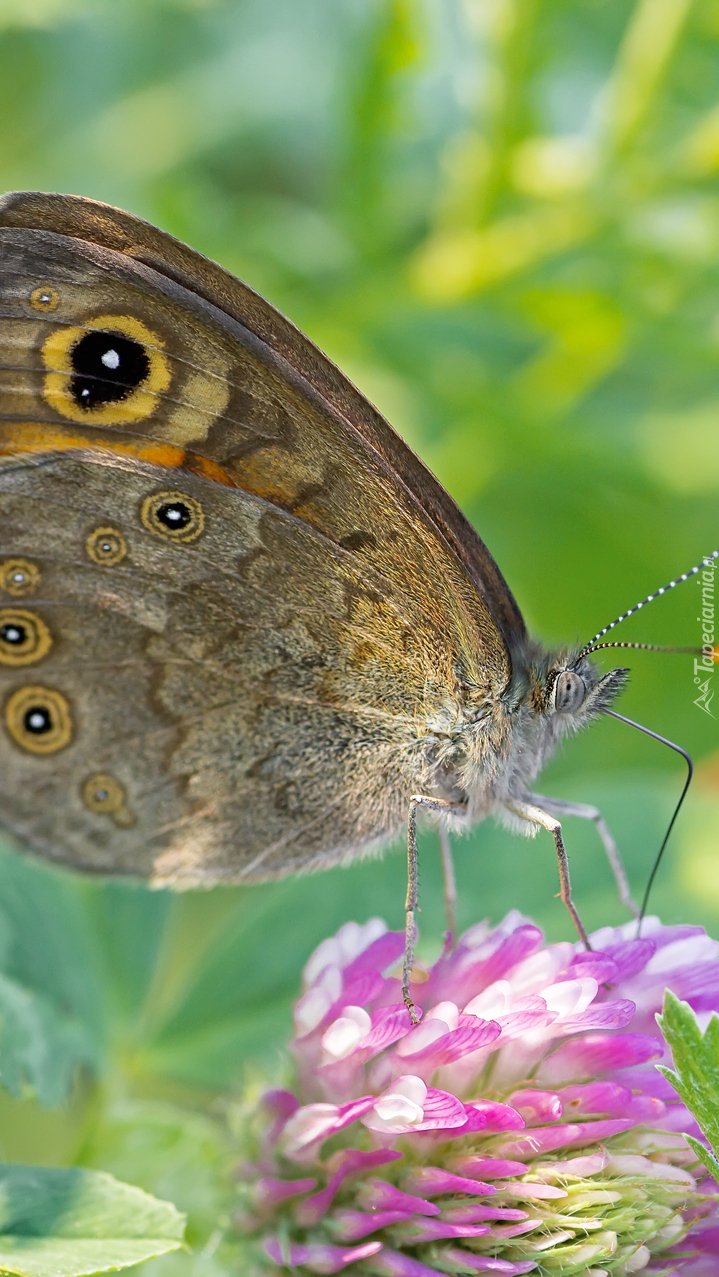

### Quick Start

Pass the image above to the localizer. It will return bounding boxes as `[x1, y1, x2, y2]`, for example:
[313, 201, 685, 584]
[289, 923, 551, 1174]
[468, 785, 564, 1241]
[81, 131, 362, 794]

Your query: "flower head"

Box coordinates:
[236, 912, 719, 1276]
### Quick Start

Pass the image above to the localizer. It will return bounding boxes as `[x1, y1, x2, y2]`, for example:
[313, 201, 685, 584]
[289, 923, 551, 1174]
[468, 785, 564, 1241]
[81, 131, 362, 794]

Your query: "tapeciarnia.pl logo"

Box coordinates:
[694, 555, 715, 716]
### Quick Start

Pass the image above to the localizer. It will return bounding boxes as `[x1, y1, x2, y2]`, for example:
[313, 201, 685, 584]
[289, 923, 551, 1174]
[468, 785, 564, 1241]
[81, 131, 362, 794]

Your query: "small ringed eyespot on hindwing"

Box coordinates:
[5, 685, 72, 754]
[30, 286, 60, 312]
[140, 490, 205, 543]
[85, 527, 127, 567]
[41, 313, 171, 426]
[82, 773, 136, 828]
[0, 610, 52, 666]
[0, 559, 40, 597]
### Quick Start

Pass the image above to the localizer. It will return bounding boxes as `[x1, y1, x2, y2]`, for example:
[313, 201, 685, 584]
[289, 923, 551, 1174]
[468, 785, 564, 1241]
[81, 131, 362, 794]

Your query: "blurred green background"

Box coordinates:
[0, 0, 718, 1269]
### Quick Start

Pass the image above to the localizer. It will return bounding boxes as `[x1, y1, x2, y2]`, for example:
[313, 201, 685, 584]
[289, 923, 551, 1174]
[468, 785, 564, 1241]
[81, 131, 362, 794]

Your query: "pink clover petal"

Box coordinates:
[506, 1089, 563, 1125]
[464, 1100, 525, 1131]
[357, 1178, 440, 1216]
[434, 926, 544, 1008]
[602, 937, 657, 980]
[263, 1237, 382, 1274]
[564, 953, 619, 983]
[358, 1006, 414, 1057]
[395, 1021, 501, 1070]
[328, 1209, 415, 1241]
[387, 1219, 491, 1243]
[431, 1248, 538, 1273]
[402, 1167, 496, 1198]
[439, 1204, 529, 1223]
[342, 930, 406, 981]
[296, 1149, 404, 1226]
[495, 1117, 635, 1159]
[559, 1081, 633, 1117]
[446, 1157, 529, 1180]
[554, 997, 636, 1034]
[535, 1031, 661, 1084]
[260, 1088, 300, 1146]
[252, 1176, 316, 1209]
[362, 1248, 446, 1277]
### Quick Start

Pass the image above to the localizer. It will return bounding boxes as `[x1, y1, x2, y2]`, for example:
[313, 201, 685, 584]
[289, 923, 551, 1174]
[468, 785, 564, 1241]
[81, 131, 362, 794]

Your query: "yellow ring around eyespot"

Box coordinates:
[30, 286, 60, 312]
[0, 559, 40, 597]
[41, 313, 171, 426]
[82, 773, 137, 828]
[4, 685, 73, 754]
[0, 609, 53, 666]
[85, 526, 127, 567]
[141, 490, 205, 543]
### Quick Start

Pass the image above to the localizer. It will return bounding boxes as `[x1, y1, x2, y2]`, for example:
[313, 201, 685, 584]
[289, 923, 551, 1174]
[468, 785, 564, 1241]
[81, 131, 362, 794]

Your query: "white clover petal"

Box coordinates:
[645, 934, 719, 974]
[510, 943, 574, 996]
[280, 1103, 339, 1155]
[395, 1017, 448, 1056]
[464, 980, 513, 1018]
[295, 964, 343, 1033]
[321, 1006, 372, 1060]
[365, 1075, 428, 1131]
[425, 1000, 459, 1030]
[542, 977, 598, 1017]
[624, 1244, 651, 1271]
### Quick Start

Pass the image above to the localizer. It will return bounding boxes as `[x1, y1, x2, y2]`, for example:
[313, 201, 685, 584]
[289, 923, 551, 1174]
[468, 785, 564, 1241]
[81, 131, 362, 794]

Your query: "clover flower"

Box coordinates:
[236, 912, 719, 1276]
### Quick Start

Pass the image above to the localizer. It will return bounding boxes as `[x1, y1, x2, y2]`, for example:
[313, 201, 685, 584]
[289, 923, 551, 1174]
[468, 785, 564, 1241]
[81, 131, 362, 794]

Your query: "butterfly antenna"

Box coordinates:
[578, 550, 719, 659]
[605, 709, 693, 936]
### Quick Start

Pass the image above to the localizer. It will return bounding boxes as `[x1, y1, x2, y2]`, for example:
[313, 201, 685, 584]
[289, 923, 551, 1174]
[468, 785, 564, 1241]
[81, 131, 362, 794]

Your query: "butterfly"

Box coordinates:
[0, 191, 709, 1017]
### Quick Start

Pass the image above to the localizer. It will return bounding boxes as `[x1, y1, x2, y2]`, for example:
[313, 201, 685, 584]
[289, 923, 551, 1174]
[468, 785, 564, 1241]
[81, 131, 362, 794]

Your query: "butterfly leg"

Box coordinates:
[504, 798, 591, 950]
[526, 792, 639, 917]
[404, 795, 463, 1022]
[438, 824, 457, 947]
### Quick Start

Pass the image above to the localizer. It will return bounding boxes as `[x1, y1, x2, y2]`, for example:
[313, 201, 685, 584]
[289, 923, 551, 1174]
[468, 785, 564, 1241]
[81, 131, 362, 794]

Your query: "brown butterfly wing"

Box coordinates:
[0, 192, 517, 884]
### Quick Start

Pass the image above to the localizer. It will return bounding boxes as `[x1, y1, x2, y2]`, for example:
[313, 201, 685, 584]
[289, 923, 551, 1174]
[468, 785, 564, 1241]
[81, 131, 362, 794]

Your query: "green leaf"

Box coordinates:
[657, 989, 719, 1173]
[0, 1164, 185, 1277]
[0, 971, 98, 1107]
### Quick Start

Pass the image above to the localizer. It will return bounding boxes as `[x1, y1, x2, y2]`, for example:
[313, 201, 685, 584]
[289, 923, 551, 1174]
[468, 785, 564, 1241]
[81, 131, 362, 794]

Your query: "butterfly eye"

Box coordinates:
[553, 670, 587, 714]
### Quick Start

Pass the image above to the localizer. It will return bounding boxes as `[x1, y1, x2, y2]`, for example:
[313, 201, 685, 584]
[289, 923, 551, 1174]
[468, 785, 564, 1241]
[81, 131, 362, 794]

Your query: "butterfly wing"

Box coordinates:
[0, 192, 519, 884]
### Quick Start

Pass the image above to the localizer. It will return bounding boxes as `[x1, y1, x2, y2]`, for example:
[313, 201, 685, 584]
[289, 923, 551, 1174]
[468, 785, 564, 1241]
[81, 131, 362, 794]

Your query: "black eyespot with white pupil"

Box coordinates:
[70, 332, 150, 409]
[24, 706, 52, 734]
[157, 502, 191, 530]
[1, 624, 25, 645]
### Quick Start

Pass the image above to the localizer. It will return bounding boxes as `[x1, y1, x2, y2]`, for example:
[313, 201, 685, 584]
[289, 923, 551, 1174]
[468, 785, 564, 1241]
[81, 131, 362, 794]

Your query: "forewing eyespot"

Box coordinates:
[41, 314, 171, 426]
[0, 559, 40, 597]
[82, 773, 136, 828]
[5, 685, 72, 754]
[140, 491, 205, 543]
[30, 287, 60, 312]
[85, 527, 127, 567]
[0, 610, 53, 666]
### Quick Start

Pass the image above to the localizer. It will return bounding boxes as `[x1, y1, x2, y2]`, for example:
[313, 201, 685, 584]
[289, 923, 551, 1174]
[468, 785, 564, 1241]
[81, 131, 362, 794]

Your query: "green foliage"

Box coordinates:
[0, 3, 719, 1273]
[657, 989, 719, 1179]
[0, 1164, 184, 1277]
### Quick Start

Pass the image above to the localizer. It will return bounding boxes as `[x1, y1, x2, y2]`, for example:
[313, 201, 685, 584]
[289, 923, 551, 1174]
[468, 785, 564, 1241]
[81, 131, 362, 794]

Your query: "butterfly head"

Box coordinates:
[542, 656, 629, 725]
